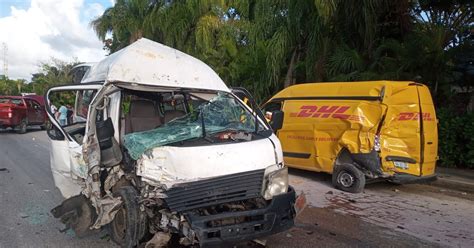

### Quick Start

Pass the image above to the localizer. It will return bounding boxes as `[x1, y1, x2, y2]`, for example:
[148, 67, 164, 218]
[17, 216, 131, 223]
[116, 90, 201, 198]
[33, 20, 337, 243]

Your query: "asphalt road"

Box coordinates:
[0, 129, 472, 248]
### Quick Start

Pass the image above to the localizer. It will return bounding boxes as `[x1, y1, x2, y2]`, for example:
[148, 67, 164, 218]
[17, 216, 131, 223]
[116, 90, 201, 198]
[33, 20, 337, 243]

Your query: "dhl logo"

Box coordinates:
[290, 105, 365, 121]
[398, 112, 434, 121]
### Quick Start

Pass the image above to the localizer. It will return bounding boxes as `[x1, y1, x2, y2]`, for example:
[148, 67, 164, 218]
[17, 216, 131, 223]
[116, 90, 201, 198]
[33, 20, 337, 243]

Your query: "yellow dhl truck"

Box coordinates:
[262, 81, 438, 193]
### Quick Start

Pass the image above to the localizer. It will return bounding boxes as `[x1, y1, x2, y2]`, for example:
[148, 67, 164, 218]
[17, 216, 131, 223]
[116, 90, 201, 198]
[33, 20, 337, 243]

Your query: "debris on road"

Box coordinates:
[0, 168, 9, 172]
[19, 213, 29, 218]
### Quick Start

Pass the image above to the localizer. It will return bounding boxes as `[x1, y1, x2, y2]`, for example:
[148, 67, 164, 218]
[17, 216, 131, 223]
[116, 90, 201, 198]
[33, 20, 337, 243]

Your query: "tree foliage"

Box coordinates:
[1, 0, 471, 167]
[90, 0, 472, 104]
[88, 0, 472, 167]
[0, 58, 79, 96]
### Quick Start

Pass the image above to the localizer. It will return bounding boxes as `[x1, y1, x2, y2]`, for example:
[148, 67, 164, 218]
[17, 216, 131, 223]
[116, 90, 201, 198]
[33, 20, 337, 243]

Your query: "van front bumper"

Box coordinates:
[186, 186, 296, 247]
[389, 173, 437, 184]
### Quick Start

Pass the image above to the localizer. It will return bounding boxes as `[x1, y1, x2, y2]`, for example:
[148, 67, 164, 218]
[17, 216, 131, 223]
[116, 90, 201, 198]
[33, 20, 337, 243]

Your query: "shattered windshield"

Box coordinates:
[123, 92, 265, 160]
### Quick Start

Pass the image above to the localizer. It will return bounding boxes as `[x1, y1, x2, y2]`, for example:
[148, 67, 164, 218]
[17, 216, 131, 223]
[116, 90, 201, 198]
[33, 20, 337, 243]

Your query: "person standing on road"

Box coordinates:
[50, 104, 57, 120]
[57, 103, 68, 126]
[66, 104, 73, 125]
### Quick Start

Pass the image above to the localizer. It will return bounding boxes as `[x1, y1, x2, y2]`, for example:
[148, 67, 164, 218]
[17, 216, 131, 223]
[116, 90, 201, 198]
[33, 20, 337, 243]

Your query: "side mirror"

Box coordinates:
[269, 110, 284, 131]
[47, 126, 65, 140]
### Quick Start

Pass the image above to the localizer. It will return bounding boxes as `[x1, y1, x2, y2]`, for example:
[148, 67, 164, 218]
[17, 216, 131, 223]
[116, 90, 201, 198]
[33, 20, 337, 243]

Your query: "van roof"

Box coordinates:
[81, 38, 230, 92]
[270, 81, 421, 100]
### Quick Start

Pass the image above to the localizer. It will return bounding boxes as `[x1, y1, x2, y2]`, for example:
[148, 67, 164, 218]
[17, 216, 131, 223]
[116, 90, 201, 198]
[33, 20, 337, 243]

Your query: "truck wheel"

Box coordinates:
[109, 186, 145, 248]
[332, 163, 365, 193]
[16, 120, 27, 134]
[41, 121, 51, 130]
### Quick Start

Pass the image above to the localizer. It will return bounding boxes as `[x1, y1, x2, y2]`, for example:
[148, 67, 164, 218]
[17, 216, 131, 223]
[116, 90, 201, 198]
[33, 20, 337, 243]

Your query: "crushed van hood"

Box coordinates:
[136, 136, 280, 188]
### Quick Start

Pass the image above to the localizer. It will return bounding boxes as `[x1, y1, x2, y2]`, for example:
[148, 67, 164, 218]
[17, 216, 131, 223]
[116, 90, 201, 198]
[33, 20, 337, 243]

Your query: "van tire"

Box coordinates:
[332, 163, 365, 193]
[109, 186, 144, 248]
[16, 119, 27, 134]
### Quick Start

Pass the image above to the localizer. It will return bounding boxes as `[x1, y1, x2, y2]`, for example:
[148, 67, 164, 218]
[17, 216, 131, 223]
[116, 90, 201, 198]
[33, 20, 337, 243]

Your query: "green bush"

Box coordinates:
[437, 108, 474, 168]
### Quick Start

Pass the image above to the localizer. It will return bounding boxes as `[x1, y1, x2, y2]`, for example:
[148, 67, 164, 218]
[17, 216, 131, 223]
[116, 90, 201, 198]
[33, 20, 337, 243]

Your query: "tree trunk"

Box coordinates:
[284, 49, 298, 88]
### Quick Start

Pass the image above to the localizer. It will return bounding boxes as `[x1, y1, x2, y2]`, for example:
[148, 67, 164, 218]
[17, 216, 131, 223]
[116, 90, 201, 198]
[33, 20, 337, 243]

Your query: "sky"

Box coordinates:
[0, 0, 114, 80]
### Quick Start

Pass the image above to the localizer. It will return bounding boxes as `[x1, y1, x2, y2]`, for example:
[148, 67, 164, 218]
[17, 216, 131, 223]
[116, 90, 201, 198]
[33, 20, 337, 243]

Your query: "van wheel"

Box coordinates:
[16, 120, 27, 134]
[109, 186, 145, 248]
[332, 163, 365, 193]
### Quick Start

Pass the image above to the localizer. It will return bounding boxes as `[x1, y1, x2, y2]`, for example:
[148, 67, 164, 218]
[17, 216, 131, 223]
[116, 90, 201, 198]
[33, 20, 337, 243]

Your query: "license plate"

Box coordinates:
[394, 161, 409, 170]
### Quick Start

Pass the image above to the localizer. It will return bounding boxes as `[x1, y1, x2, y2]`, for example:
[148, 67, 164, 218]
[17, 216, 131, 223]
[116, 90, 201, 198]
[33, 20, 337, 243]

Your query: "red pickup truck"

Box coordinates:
[0, 95, 49, 133]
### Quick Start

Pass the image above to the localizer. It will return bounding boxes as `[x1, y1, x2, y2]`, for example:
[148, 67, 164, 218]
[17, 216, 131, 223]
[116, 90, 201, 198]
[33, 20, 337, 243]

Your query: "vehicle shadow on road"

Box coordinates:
[289, 168, 333, 188]
[289, 167, 408, 193]
[0, 127, 45, 134]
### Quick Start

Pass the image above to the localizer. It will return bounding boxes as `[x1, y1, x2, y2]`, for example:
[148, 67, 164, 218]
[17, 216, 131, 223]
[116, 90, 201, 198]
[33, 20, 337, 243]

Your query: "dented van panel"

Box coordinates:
[264, 81, 438, 192]
[277, 100, 385, 173]
[136, 138, 279, 188]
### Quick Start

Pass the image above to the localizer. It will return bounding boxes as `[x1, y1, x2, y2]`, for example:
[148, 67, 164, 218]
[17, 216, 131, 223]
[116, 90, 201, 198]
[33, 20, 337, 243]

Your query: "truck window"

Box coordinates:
[24, 99, 34, 108]
[0, 97, 21, 104]
[29, 100, 41, 109]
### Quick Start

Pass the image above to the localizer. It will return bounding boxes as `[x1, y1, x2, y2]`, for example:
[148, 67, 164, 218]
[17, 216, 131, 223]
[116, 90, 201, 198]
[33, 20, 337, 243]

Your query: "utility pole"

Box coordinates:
[1, 42, 7, 92]
[2, 42, 7, 79]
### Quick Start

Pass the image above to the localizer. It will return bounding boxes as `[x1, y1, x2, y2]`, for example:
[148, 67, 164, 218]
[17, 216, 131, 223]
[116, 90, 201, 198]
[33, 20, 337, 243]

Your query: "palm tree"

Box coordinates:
[91, 0, 156, 52]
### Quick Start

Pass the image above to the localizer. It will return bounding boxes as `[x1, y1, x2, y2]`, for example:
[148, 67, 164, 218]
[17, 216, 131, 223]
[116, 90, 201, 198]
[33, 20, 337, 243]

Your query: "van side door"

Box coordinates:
[417, 85, 438, 176]
[45, 84, 102, 198]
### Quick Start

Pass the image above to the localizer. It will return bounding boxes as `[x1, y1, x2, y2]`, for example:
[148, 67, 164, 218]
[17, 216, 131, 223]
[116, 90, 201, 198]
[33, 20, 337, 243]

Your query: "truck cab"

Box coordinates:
[45, 38, 299, 247]
[0, 95, 48, 133]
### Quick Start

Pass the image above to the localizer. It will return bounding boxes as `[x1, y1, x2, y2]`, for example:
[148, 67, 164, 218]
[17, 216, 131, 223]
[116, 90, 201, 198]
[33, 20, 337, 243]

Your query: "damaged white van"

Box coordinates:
[45, 38, 299, 247]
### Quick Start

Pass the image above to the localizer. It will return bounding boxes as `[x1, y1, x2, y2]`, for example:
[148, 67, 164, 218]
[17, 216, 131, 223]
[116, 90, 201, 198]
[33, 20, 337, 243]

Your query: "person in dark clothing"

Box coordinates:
[66, 104, 73, 125]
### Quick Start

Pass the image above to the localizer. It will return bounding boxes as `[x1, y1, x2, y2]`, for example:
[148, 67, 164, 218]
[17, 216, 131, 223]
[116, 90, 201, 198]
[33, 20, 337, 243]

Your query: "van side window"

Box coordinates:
[263, 101, 282, 113]
[161, 95, 186, 112]
[161, 94, 187, 123]
[76, 90, 97, 119]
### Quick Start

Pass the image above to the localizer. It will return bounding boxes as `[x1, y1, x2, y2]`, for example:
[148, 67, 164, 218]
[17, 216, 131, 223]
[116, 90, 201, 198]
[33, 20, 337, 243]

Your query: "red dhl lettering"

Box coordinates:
[397, 112, 434, 121]
[290, 105, 365, 121]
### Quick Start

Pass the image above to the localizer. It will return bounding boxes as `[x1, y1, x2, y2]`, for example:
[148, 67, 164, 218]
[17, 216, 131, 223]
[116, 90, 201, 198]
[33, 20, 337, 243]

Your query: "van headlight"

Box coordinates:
[263, 167, 288, 200]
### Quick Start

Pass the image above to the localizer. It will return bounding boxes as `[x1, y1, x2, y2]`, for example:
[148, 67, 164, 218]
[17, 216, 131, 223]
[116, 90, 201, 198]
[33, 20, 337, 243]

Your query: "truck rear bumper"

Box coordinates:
[0, 119, 14, 128]
[186, 186, 296, 247]
[389, 173, 437, 184]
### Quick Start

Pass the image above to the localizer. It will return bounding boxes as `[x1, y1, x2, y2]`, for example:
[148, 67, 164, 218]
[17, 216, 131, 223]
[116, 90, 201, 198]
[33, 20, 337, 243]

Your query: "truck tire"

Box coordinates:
[41, 120, 51, 130]
[109, 186, 145, 248]
[16, 119, 27, 134]
[332, 163, 365, 193]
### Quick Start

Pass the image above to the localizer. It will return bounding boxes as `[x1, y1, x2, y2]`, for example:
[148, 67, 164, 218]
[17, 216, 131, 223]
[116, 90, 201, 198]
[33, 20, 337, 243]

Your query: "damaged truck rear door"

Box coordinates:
[45, 38, 299, 247]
